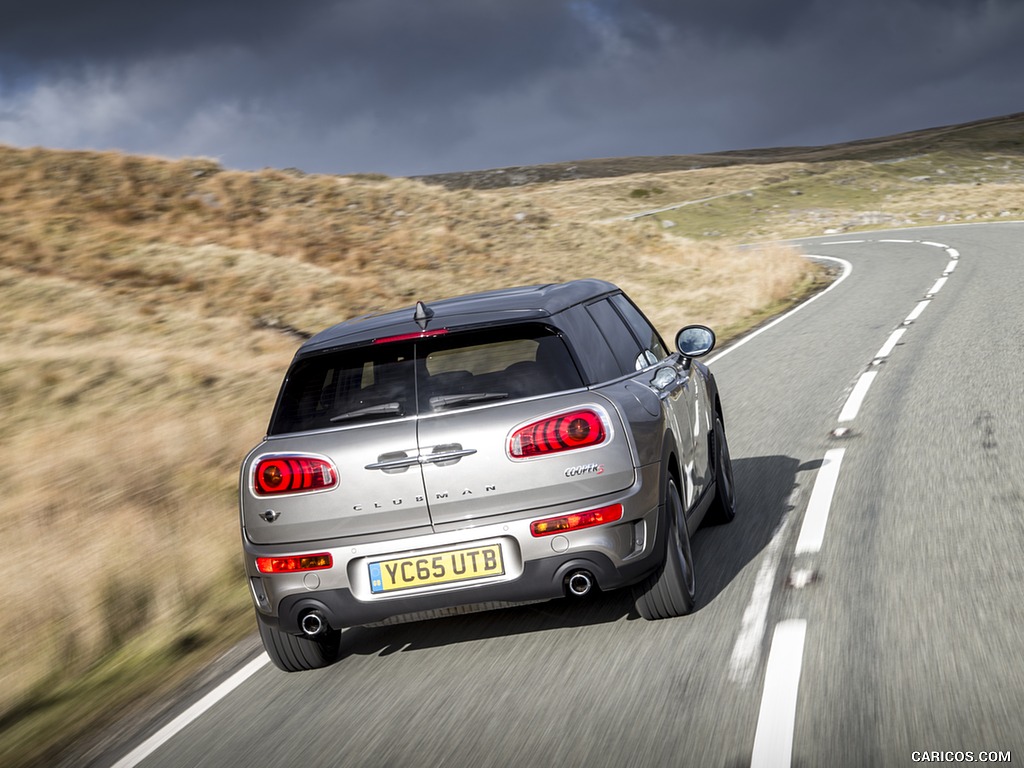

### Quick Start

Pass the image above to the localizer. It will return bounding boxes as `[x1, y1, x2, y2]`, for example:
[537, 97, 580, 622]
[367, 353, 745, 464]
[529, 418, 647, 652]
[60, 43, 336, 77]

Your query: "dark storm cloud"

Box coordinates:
[0, 0, 1022, 175]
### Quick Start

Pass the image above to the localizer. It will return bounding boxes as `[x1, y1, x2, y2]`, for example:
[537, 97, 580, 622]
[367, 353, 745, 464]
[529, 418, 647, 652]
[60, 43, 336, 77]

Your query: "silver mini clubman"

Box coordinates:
[240, 279, 735, 671]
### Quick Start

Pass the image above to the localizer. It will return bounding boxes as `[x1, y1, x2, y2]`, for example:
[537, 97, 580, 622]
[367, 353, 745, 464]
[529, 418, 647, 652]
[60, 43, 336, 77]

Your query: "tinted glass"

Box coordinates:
[554, 306, 621, 384]
[586, 299, 644, 376]
[610, 294, 668, 361]
[269, 325, 584, 434]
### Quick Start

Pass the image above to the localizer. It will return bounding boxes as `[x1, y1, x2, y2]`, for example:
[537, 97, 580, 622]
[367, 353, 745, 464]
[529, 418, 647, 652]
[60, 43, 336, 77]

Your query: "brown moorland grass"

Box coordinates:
[0, 143, 819, 767]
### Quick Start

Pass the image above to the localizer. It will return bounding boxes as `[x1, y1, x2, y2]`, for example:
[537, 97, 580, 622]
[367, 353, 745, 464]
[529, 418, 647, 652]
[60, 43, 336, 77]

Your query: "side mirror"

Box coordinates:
[675, 325, 716, 358]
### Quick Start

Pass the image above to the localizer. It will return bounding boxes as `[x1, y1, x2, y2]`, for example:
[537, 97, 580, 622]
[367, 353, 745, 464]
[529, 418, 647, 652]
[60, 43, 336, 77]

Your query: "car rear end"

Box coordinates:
[240, 319, 665, 639]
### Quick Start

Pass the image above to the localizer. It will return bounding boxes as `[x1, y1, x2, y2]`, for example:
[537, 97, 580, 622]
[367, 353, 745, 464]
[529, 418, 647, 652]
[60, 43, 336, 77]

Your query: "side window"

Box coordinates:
[610, 294, 669, 362]
[586, 299, 645, 376]
[555, 306, 621, 384]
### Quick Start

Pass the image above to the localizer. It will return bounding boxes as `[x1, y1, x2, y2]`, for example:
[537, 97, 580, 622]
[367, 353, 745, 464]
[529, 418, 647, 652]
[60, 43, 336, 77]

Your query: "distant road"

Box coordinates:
[103, 223, 1024, 768]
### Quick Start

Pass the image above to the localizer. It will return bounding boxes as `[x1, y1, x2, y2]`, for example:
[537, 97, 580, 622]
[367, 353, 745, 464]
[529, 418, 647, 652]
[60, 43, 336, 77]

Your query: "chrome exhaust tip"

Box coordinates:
[300, 610, 327, 637]
[566, 570, 594, 597]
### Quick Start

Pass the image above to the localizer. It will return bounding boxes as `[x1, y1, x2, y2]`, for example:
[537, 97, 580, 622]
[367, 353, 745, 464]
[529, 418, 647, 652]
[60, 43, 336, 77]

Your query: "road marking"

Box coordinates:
[820, 239, 865, 245]
[874, 328, 906, 360]
[706, 256, 852, 365]
[729, 510, 794, 686]
[794, 449, 845, 555]
[750, 620, 808, 768]
[927, 276, 948, 295]
[838, 371, 877, 422]
[904, 299, 930, 323]
[944, 260, 958, 274]
[878, 238, 914, 243]
[946, 248, 960, 258]
[110, 654, 270, 768]
[921, 240, 949, 249]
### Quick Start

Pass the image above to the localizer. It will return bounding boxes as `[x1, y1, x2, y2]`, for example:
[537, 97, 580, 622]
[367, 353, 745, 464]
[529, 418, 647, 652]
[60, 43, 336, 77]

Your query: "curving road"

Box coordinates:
[102, 223, 1024, 768]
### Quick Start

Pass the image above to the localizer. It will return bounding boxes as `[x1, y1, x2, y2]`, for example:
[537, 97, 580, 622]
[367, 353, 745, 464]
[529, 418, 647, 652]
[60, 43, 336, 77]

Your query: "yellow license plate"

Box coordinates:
[369, 544, 504, 593]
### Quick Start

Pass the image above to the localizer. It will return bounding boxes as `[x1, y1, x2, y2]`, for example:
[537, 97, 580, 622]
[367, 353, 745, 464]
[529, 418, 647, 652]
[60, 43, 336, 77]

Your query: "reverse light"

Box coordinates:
[256, 553, 333, 574]
[530, 504, 623, 537]
[509, 409, 607, 458]
[253, 455, 338, 496]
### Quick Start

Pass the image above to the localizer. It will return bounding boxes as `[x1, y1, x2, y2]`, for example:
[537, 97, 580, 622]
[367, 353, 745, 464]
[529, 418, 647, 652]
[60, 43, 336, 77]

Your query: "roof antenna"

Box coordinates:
[414, 301, 434, 330]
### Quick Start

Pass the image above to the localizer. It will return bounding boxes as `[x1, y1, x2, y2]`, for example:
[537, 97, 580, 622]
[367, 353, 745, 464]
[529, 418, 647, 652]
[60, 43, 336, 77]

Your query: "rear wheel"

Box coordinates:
[256, 612, 342, 672]
[704, 412, 736, 525]
[633, 476, 696, 619]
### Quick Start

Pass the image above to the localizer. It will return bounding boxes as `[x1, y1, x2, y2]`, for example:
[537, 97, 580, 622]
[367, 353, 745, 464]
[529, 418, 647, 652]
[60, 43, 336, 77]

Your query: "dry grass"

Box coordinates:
[0, 141, 820, 765]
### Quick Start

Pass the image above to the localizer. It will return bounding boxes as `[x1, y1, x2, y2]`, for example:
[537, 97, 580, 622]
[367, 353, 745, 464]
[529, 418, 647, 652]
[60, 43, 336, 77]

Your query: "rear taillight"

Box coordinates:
[253, 455, 338, 496]
[530, 504, 623, 536]
[256, 553, 333, 574]
[508, 408, 607, 458]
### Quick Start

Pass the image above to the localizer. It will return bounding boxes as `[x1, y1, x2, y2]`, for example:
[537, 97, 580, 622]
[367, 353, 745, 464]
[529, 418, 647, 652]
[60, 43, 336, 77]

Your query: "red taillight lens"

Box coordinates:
[530, 504, 623, 537]
[256, 553, 333, 574]
[253, 455, 338, 496]
[509, 409, 607, 458]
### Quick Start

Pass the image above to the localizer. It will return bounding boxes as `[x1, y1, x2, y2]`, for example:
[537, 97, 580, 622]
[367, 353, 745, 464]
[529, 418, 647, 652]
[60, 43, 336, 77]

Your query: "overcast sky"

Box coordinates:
[1, 0, 1022, 176]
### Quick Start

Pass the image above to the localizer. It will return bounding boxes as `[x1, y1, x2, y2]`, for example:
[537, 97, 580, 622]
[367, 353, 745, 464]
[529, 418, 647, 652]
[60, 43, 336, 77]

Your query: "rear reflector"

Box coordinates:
[253, 455, 338, 496]
[256, 553, 333, 574]
[530, 504, 623, 537]
[509, 408, 607, 458]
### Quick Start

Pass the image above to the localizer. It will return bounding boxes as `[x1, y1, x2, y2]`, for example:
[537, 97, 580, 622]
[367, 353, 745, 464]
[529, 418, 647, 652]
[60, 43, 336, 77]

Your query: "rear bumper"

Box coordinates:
[244, 463, 665, 631]
[265, 547, 659, 632]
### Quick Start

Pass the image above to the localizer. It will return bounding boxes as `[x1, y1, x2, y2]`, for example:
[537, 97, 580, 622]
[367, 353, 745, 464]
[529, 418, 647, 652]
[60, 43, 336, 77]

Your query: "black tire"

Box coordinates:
[633, 476, 696, 619]
[256, 612, 342, 672]
[704, 412, 736, 525]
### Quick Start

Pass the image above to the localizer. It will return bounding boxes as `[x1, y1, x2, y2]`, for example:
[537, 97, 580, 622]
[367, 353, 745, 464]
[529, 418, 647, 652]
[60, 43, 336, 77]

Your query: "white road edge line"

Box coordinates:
[794, 448, 845, 556]
[109, 654, 270, 768]
[706, 256, 853, 365]
[874, 328, 906, 360]
[728, 509, 794, 686]
[750, 619, 808, 768]
[837, 371, 877, 423]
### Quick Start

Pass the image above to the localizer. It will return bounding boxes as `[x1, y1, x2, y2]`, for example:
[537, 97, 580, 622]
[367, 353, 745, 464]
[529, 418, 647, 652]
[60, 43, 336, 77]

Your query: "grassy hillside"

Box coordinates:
[2, 111, 1022, 766]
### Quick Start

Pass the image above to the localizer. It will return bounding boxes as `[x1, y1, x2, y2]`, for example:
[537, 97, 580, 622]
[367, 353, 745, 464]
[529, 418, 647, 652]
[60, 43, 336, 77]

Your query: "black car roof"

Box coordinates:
[299, 278, 619, 353]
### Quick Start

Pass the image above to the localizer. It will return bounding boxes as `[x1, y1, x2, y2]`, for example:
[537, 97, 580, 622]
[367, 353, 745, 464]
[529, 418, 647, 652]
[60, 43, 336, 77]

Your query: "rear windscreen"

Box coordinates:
[269, 325, 584, 435]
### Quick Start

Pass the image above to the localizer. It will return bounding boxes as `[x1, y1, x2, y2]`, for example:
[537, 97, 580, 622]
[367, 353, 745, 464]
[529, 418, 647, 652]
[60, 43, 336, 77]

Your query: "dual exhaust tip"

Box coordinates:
[300, 571, 595, 634]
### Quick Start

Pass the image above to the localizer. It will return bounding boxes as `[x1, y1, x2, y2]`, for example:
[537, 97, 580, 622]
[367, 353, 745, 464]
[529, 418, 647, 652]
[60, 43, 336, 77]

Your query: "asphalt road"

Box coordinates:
[101, 223, 1024, 768]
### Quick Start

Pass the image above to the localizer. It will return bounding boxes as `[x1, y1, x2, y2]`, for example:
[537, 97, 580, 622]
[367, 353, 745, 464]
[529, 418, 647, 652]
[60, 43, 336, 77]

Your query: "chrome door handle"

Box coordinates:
[417, 448, 477, 466]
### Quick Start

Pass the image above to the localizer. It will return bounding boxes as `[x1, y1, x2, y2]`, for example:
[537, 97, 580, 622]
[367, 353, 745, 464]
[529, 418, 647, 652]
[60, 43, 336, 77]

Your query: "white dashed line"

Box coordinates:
[944, 260, 958, 274]
[927, 277, 948, 295]
[820, 239, 865, 245]
[729, 510, 795, 686]
[904, 300, 930, 323]
[109, 654, 270, 768]
[794, 448, 845, 556]
[874, 328, 906, 360]
[750, 620, 808, 768]
[838, 371, 877, 423]
[946, 248, 960, 258]
[878, 239, 915, 243]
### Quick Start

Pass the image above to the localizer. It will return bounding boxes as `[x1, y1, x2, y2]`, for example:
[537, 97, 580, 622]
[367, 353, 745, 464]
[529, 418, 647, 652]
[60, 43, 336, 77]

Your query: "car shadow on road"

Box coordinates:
[335, 454, 811, 658]
[691, 453, 817, 611]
